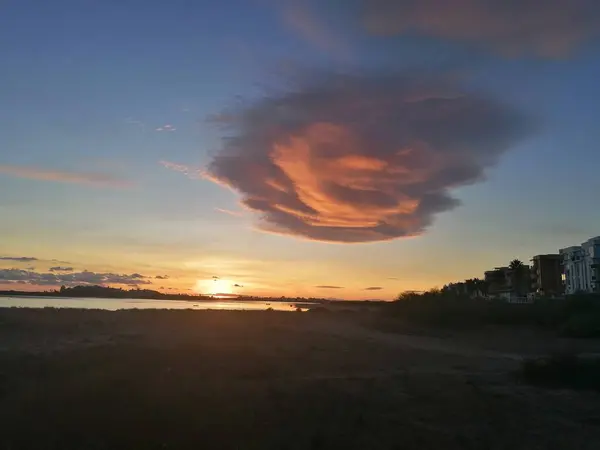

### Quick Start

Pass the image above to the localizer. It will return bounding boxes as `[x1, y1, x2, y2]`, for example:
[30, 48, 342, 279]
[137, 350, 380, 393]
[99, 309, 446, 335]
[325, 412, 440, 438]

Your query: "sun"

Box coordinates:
[194, 279, 233, 296]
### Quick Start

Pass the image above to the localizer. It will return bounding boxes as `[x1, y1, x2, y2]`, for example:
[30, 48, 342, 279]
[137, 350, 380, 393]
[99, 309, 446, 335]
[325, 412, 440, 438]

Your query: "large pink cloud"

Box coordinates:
[205, 72, 531, 243]
[362, 0, 600, 57]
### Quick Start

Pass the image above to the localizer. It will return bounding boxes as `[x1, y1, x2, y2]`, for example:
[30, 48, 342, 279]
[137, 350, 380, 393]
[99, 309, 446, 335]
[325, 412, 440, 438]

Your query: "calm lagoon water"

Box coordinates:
[0, 296, 309, 312]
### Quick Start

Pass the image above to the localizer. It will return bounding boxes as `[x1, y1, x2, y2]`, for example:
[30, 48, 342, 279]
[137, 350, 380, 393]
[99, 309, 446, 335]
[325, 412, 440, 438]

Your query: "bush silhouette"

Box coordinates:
[518, 354, 600, 391]
[383, 291, 600, 337]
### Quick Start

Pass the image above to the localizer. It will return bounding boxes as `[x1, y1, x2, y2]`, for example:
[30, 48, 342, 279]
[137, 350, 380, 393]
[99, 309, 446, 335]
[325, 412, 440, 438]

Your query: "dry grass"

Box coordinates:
[1, 308, 599, 449]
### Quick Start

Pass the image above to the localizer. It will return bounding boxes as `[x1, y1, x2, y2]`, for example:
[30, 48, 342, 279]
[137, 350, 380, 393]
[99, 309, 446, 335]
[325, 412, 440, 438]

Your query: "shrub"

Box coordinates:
[517, 354, 600, 391]
[560, 313, 600, 338]
[383, 292, 600, 336]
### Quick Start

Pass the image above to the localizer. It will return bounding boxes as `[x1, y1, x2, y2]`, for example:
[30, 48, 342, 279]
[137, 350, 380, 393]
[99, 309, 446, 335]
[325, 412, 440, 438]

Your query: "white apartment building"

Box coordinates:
[559, 236, 600, 294]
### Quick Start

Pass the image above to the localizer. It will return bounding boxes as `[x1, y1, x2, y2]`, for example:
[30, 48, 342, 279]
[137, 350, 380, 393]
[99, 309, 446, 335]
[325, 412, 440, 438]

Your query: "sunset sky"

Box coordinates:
[1, 0, 599, 299]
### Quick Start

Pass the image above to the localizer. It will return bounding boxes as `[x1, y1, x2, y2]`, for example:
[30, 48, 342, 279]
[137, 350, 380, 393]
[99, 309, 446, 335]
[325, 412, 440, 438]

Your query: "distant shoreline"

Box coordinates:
[0, 292, 323, 304]
[0, 295, 322, 313]
[0, 293, 386, 313]
[0, 287, 387, 305]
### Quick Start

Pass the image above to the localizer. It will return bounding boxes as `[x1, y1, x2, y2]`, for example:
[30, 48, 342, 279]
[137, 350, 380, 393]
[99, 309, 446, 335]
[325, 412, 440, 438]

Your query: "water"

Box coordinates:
[0, 296, 310, 312]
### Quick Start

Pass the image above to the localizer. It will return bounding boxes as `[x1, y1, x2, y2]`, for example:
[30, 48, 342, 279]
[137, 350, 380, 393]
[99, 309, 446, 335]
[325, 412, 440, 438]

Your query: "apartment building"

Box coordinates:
[484, 265, 531, 301]
[530, 254, 563, 297]
[583, 236, 600, 293]
[560, 236, 600, 294]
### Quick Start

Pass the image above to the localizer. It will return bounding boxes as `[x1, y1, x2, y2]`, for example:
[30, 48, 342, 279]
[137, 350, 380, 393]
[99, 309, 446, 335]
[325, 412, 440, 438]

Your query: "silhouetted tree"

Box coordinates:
[509, 259, 524, 271]
[474, 278, 489, 297]
[509, 259, 528, 296]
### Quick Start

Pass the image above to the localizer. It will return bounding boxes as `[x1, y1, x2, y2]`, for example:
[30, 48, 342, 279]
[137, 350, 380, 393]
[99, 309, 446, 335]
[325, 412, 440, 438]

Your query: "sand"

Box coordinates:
[0, 308, 599, 449]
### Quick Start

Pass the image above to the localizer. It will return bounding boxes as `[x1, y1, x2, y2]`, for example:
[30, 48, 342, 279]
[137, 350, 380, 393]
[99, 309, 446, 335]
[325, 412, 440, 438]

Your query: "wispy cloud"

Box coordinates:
[0, 256, 38, 262]
[156, 124, 176, 132]
[155, 275, 170, 280]
[159, 160, 203, 179]
[281, 1, 349, 58]
[124, 117, 146, 132]
[282, 1, 600, 59]
[315, 285, 344, 289]
[0, 165, 132, 188]
[364, 286, 383, 291]
[215, 208, 244, 217]
[362, 0, 600, 58]
[205, 71, 532, 243]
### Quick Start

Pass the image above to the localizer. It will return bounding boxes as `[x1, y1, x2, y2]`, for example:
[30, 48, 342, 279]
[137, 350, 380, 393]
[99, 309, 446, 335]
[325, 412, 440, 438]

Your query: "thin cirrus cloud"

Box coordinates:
[159, 160, 203, 179]
[124, 117, 146, 132]
[361, 0, 600, 58]
[215, 208, 244, 217]
[205, 71, 532, 243]
[0, 164, 132, 188]
[0, 269, 152, 287]
[315, 285, 344, 289]
[364, 286, 383, 291]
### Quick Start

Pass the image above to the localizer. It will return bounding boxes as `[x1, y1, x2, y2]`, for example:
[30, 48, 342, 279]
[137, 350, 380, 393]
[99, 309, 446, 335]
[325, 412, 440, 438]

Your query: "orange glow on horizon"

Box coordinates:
[194, 278, 236, 296]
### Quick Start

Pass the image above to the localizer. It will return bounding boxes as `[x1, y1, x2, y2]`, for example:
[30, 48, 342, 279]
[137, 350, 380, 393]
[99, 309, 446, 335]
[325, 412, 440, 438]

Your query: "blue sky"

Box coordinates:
[1, 0, 599, 298]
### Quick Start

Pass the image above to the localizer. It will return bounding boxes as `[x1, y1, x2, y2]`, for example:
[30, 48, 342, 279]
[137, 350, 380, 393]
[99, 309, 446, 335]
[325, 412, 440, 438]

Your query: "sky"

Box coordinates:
[1, 0, 600, 300]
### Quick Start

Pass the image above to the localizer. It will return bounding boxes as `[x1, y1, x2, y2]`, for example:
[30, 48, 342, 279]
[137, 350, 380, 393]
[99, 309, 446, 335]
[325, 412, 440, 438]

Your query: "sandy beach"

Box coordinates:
[1, 308, 599, 449]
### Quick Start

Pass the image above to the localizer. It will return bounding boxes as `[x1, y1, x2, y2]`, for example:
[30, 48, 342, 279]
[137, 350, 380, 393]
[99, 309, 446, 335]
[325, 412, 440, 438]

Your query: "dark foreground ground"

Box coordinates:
[1, 308, 599, 450]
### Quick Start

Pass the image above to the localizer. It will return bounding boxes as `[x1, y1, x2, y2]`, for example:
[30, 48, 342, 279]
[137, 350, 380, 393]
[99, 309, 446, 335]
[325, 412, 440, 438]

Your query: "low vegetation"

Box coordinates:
[382, 292, 600, 337]
[517, 354, 600, 391]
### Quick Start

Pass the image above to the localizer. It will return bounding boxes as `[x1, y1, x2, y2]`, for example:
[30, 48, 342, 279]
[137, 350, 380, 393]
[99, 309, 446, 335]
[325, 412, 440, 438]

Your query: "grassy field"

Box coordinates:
[1, 308, 599, 449]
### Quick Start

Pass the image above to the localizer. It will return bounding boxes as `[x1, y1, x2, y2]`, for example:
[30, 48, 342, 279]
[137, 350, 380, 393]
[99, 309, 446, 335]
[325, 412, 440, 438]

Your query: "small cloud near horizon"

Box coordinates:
[364, 286, 384, 291]
[49, 267, 74, 272]
[0, 256, 38, 262]
[155, 275, 170, 280]
[0, 269, 153, 287]
[315, 285, 344, 289]
[0, 165, 132, 188]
